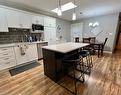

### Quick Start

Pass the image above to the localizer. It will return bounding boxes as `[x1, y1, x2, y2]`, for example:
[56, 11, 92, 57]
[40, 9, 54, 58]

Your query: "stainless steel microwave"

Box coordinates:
[32, 24, 44, 31]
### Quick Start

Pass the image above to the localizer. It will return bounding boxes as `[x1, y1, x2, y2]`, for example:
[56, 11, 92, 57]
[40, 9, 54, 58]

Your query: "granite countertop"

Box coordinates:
[0, 41, 48, 48]
[42, 42, 89, 53]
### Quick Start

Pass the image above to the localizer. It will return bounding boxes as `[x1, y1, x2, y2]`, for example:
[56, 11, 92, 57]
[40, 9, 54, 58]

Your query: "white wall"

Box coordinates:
[74, 13, 119, 52]
[56, 18, 71, 42]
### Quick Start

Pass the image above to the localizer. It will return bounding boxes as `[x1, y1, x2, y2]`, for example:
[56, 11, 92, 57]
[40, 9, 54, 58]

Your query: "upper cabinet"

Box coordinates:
[32, 15, 44, 25]
[0, 8, 8, 32]
[6, 9, 20, 28]
[6, 9, 32, 29]
[0, 6, 57, 31]
[44, 16, 56, 28]
[19, 12, 32, 28]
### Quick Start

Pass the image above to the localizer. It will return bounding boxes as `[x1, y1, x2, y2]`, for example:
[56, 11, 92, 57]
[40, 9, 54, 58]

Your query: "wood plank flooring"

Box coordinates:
[0, 51, 121, 95]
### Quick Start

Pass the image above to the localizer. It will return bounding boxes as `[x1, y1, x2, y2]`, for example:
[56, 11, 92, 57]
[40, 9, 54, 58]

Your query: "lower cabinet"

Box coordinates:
[0, 47, 16, 70]
[0, 44, 38, 70]
[14, 44, 38, 65]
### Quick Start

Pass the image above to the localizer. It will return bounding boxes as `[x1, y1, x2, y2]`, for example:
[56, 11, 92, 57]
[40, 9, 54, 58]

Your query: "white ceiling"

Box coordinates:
[2, 0, 121, 21]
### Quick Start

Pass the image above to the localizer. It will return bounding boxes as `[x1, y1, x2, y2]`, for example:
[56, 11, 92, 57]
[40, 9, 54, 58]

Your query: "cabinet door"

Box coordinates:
[44, 27, 51, 42]
[6, 9, 20, 28]
[44, 27, 56, 44]
[32, 15, 44, 25]
[14, 46, 28, 65]
[50, 28, 56, 42]
[26, 44, 38, 61]
[0, 8, 8, 32]
[44, 16, 56, 27]
[36, 16, 44, 25]
[19, 12, 32, 28]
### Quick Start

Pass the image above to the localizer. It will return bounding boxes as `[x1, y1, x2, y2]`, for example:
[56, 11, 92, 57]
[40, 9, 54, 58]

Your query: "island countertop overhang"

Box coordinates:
[42, 42, 89, 53]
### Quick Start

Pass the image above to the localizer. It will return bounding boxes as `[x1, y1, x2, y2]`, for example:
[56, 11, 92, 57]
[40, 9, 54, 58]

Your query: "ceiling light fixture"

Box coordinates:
[57, 0, 62, 16]
[72, 0, 76, 21]
[51, 2, 77, 13]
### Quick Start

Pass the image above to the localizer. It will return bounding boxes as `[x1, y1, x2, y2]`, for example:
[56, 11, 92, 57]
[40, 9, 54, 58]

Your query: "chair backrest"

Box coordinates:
[90, 37, 96, 44]
[75, 37, 79, 42]
[83, 38, 90, 43]
[103, 38, 108, 48]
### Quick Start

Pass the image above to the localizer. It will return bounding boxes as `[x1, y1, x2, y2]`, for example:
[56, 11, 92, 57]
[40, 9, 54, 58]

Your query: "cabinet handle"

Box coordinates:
[4, 58, 9, 60]
[2, 49, 7, 51]
[3, 53, 8, 56]
[5, 62, 10, 64]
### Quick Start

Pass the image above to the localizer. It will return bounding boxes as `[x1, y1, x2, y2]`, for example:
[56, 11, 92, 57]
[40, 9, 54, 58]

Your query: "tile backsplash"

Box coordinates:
[0, 28, 43, 44]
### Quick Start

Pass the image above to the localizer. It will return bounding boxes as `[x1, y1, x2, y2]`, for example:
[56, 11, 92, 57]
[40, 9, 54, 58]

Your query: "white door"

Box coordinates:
[71, 23, 83, 42]
[19, 12, 32, 28]
[6, 9, 20, 28]
[0, 8, 8, 32]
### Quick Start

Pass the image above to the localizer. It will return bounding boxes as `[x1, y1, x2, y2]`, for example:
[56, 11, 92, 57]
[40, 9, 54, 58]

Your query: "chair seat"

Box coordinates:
[78, 50, 90, 57]
[62, 54, 81, 64]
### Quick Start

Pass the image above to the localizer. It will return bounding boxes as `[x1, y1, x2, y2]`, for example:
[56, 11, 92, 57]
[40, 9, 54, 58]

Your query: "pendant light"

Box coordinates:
[72, 0, 76, 20]
[58, 0, 62, 16]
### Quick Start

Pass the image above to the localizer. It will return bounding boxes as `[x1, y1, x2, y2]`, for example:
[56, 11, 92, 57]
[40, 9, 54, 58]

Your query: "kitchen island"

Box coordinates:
[42, 42, 89, 82]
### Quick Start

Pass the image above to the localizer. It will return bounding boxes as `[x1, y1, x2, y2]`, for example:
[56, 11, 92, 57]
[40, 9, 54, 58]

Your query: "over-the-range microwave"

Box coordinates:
[31, 24, 44, 33]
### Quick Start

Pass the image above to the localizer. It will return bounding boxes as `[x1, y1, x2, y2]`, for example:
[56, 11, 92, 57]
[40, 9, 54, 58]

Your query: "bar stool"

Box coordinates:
[78, 50, 93, 75]
[62, 53, 85, 95]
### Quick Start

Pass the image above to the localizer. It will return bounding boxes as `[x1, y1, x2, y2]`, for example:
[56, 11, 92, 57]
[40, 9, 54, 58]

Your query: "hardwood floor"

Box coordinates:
[0, 51, 121, 95]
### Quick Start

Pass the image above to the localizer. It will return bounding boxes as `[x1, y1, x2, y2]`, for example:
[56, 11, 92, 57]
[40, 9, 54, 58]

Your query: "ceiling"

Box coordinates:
[1, 0, 121, 21]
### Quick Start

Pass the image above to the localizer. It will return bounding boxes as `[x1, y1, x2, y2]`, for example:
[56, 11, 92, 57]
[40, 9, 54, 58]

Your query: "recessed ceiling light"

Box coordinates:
[51, 2, 77, 13]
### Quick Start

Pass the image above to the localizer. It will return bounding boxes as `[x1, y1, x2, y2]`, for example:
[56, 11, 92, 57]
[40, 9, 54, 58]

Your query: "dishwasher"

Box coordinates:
[37, 42, 48, 59]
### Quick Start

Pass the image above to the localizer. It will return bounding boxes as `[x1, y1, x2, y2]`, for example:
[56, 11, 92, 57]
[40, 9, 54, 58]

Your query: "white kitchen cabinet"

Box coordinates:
[14, 44, 38, 65]
[0, 47, 16, 70]
[0, 8, 8, 32]
[32, 15, 44, 25]
[44, 16, 56, 28]
[44, 27, 56, 44]
[6, 9, 20, 28]
[6, 8, 32, 28]
[71, 23, 83, 42]
[26, 44, 38, 61]
[19, 12, 32, 28]
[14, 45, 29, 65]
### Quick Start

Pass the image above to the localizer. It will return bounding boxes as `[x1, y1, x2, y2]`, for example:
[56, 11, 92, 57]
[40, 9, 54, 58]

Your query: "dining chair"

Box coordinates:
[90, 37, 96, 44]
[93, 38, 108, 56]
[75, 37, 79, 42]
[101, 38, 108, 56]
[83, 37, 90, 43]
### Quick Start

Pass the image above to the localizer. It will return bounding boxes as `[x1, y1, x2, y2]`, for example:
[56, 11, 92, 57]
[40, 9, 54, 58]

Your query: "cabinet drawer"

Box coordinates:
[0, 47, 13, 54]
[0, 51, 15, 59]
[0, 61, 16, 70]
[0, 56, 15, 64]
